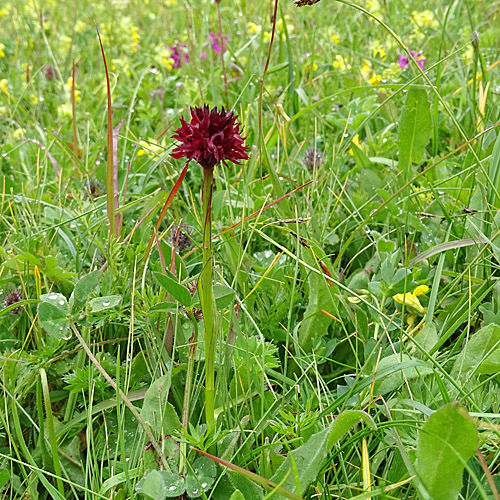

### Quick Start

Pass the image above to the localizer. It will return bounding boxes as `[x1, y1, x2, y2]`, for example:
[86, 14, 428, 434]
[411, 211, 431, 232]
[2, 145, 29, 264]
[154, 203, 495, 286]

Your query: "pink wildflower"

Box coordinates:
[397, 50, 427, 70]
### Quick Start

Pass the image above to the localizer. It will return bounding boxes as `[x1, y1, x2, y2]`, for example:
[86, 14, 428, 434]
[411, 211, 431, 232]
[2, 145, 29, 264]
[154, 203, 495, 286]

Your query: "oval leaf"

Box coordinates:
[153, 271, 192, 307]
[415, 403, 478, 500]
[70, 270, 102, 313]
[186, 456, 216, 498]
[89, 295, 121, 313]
[38, 302, 70, 340]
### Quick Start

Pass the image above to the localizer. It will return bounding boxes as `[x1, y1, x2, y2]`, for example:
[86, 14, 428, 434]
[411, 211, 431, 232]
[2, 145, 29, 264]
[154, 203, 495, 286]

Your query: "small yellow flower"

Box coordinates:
[13, 127, 26, 140]
[58, 103, 72, 118]
[360, 59, 372, 80]
[348, 134, 362, 156]
[75, 20, 86, 33]
[30, 94, 38, 105]
[365, 0, 383, 20]
[360, 59, 381, 85]
[248, 22, 261, 35]
[463, 46, 474, 65]
[66, 77, 81, 102]
[332, 54, 346, 71]
[0, 6, 9, 18]
[0, 43, 5, 58]
[412, 10, 439, 30]
[0, 79, 9, 95]
[263, 31, 271, 43]
[130, 26, 140, 53]
[371, 40, 386, 59]
[393, 285, 429, 316]
[331, 32, 340, 44]
[137, 139, 163, 157]
[60, 35, 72, 51]
[312, 63, 318, 72]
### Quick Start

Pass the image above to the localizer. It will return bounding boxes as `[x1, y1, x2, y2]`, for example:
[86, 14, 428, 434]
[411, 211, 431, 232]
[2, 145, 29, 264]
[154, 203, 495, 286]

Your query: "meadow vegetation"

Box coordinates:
[1, 0, 500, 498]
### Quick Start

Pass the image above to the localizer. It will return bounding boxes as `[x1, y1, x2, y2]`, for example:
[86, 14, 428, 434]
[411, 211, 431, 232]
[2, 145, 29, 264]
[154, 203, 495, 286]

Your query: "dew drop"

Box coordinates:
[168, 486, 177, 491]
[201, 482, 207, 488]
[48, 293, 58, 299]
[58, 299, 65, 306]
[191, 488, 198, 495]
[102, 300, 111, 307]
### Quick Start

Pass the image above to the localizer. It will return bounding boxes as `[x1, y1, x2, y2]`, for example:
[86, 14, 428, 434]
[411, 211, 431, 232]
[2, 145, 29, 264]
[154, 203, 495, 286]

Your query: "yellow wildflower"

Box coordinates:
[58, 103, 72, 118]
[66, 77, 81, 102]
[331, 32, 340, 44]
[0, 44, 5, 58]
[412, 10, 439, 30]
[75, 21, 86, 33]
[312, 63, 318, 72]
[137, 139, 163, 157]
[60, 35, 72, 51]
[0, 79, 9, 95]
[31, 94, 38, 105]
[360, 59, 381, 85]
[0, 6, 9, 18]
[131, 26, 140, 53]
[348, 134, 362, 156]
[332, 55, 346, 71]
[365, 0, 383, 20]
[111, 58, 131, 76]
[13, 128, 26, 140]
[393, 285, 429, 316]
[248, 22, 261, 35]
[371, 40, 386, 59]
[263, 31, 271, 43]
[463, 46, 473, 65]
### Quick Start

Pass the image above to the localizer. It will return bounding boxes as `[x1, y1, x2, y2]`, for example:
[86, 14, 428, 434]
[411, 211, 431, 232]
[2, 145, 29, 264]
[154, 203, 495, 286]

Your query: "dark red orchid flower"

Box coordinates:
[171, 105, 249, 169]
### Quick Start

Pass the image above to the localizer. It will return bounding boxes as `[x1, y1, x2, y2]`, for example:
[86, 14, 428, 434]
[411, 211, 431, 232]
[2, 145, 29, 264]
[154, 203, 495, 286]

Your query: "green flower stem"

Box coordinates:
[180, 317, 198, 476]
[200, 166, 216, 430]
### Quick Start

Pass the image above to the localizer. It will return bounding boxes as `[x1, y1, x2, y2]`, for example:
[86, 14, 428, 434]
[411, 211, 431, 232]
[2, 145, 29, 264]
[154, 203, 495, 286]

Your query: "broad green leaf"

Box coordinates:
[69, 270, 102, 313]
[271, 410, 376, 498]
[185, 457, 216, 497]
[38, 302, 70, 340]
[140, 374, 179, 435]
[88, 295, 121, 313]
[415, 403, 478, 500]
[153, 271, 192, 307]
[452, 324, 500, 377]
[398, 88, 432, 175]
[135, 470, 185, 499]
[373, 354, 433, 396]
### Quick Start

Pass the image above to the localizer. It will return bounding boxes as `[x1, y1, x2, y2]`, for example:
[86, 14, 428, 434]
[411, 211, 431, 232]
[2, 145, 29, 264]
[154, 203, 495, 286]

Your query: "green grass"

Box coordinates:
[1, 0, 500, 498]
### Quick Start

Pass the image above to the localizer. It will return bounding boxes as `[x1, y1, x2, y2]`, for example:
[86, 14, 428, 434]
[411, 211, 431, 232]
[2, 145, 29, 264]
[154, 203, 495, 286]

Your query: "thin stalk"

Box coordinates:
[40, 368, 65, 496]
[180, 318, 198, 475]
[200, 166, 216, 430]
[216, 0, 229, 107]
[97, 30, 116, 239]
